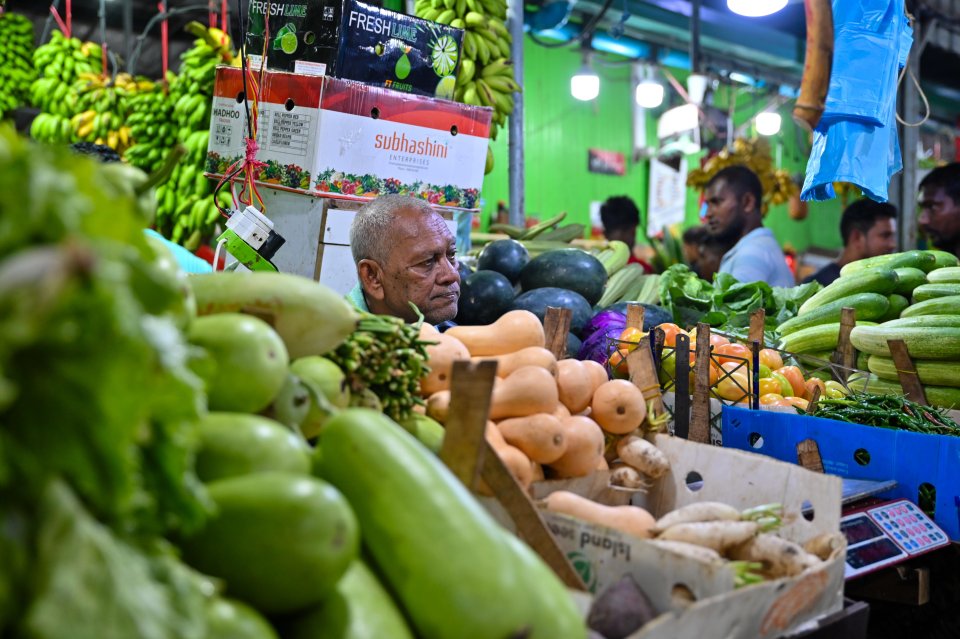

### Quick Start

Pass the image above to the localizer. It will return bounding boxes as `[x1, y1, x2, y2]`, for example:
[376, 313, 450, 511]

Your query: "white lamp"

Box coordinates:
[755, 111, 782, 136]
[571, 56, 600, 101]
[727, 0, 788, 17]
[635, 65, 664, 109]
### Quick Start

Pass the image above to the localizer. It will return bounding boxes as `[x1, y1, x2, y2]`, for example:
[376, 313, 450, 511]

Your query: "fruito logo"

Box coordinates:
[374, 132, 449, 158]
[568, 551, 598, 593]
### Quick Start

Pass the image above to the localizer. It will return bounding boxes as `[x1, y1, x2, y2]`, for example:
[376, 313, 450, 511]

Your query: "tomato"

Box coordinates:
[803, 378, 826, 401]
[759, 392, 785, 405]
[759, 348, 784, 371]
[824, 380, 848, 399]
[714, 365, 749, 402]
[758, 364, 772, 379]
[619, 327, 644, 351]
[657, 323, 684, 347]
[759, 377, 782, 396]
[784, 396, 810, 410]
[771, 372, 794, 398]
[714, 342, 752, 367]
[709, 333, 730, 348]
[608, 347, 630, 378]
[774, 366, 805, 397]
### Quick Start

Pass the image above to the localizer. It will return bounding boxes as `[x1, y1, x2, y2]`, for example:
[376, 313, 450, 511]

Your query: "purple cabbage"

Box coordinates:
[577, 310, 626, 364]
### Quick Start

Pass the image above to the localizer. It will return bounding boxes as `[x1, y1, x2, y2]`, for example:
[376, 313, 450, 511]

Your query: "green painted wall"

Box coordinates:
[480, 37, 848, 254]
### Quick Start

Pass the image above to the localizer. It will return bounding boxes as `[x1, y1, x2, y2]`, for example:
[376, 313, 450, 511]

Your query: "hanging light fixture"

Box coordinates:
[755, 111, 782, 136]
[570, 49, 600, 101]
[635, 65, 664, 109]
[727, 0, 788, 17]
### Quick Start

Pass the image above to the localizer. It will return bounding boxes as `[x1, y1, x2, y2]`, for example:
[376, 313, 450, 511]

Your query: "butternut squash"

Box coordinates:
[485, 420, 506, 449]
[595, 456, 609, 471]
[542, 490, 656, 540]
[426, 390, 451, 423]
[478, 441, 534, 495]
[472, 347, 558, 379]
[489, 366, 558, 420]
[553, 403, 571, 420]
[497, 413, 567, 464]
[446, 310, 545, 356]
[582, 359, 609, 393]
[421, 333, 471, 396]
[548, 416, 605, 478]
[531, 461, 545, 483]
[591, 380, 647, 435]
[556, 360, 594, 414]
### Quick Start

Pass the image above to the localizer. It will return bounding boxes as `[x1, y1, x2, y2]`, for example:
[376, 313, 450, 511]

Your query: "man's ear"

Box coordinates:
[357, 259, 385, 301]
[741, 190, 759, 216]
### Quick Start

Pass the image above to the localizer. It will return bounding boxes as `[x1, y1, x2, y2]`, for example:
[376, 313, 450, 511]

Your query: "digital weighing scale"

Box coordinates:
[840, 498, 950, 579]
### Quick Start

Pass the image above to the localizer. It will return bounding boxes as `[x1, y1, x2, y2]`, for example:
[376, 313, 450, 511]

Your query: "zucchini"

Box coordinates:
[900, 295, 960, 319]
[778, 293, 889, 336]
[892, 267, 927, 295]
[317, 409, 585, 639]
[839, 250, 936, 277]
[778, 321, 877, 355]
[867, 355, 960, 388]
[912, 283, 960, 303]
[879, 314, 960, 329]
[798, 269, 899, 315]
[858, 375, 960, 410]
[850, 324, 960, 359]
[926, 266, 960, 284]
[925, 250, 960, 270]
[878, 294, 909, 322]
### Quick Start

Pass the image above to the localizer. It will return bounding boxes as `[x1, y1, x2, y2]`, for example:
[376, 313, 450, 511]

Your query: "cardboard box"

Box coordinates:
[485, 434, 846, 639]
[722, 405, 960, 540]
[205, 66, 491, 211]
[246, 0, 343, 75]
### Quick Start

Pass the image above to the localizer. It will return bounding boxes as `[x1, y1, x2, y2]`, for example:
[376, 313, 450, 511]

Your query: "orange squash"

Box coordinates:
[421, 333, 471, 396]
[489, 366, 558, 420]
[425, 390, 451, 423]
[446, 310, 545, 356]
[497, 413, 567, 464]
[581, 359, 609, 393]
[553, 402, 572, 420]
[591, 380, 648, 434]
[548, 416, 605, 478]
[556, 360, 594, 414]
[472, 346, 558, 379]
[541, 490, 655, 539]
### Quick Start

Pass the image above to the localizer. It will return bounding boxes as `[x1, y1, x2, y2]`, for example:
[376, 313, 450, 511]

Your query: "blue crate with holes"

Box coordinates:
[721, 405, 960, 541]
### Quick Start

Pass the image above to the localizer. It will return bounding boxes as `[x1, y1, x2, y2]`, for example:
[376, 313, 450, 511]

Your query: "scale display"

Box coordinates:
[841, 499, 950, 579]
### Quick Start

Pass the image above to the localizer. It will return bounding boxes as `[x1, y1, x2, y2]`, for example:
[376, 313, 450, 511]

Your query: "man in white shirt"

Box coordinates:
[703, 165, 795, 287]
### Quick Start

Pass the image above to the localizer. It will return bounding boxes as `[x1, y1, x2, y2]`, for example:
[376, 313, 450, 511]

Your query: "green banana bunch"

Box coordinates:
[125, 73, 178, 172]
[28, 112, 73, 144]
[0, 12, 37, 119]
[30, 30, 102, 119]
[64, 73, 149, 152]
[414, 0, 519, 175]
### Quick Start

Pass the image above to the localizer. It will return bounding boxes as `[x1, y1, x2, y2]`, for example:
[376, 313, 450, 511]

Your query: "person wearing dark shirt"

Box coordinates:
[682, 225, 732, 281]
[803, 198, 897, 286]
[918, 162, 960, 258]
[600, 196, 653, 273]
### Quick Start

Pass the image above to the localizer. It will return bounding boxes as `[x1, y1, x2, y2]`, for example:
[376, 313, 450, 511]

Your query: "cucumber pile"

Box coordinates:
[776, 249, 960, 409]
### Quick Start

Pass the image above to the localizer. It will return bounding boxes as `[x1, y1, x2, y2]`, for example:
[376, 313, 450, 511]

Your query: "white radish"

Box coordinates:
[653, 501, 741, 533]
[647, 540, 723, 564]
[609, 463, 648, 490]
[617, 435, 670, 479]
[729, 533, 822, 578]
[657, 520, 759, 554]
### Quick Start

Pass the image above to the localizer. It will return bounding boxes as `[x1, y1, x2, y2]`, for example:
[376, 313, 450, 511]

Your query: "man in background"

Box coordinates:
[600, 195, 652, 272]
[703, 165, 795, 287]
[802, 199, 897, 286]
[682, 225, 731, 281]
[918, 162, 960, 258]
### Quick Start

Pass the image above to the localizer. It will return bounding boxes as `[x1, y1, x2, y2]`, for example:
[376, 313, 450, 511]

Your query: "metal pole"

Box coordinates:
[507, 0, 524, 228]
[898, 19, 925, 252]
[124, 0, 134, 65]
[690, 0, 701, 74]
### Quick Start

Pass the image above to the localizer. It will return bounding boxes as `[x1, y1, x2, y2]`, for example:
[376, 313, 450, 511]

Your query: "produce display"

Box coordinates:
[798, 393, 960, 436]
[29, 30, 103, 143]
[64, 72, 146, 152]
[0, 11, 35, 119]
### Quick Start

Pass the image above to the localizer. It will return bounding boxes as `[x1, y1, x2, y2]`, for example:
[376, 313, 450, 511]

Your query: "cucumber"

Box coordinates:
[925, 250, 960, 270]
[798, 269, 898, 315]
[317, 409, 586, 639]
[778, 292, 889, 336]
[858, 376, 960, 410]
[850, 323, 960, 359]
[912, 283, 960, 303]
[892, 267, 927, 295]
[778, 320, 877, 355]
[879, 314, 960, 329]
[900, 295, 960, 319]
[867, 355, 960, 388]
[878, 294, 909, 322]
[926, 266, 960, 284]
[839, 250, 937, 277]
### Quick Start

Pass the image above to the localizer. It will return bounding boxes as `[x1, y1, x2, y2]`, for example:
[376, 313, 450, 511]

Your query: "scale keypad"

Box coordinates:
[868, 501, 949, 554]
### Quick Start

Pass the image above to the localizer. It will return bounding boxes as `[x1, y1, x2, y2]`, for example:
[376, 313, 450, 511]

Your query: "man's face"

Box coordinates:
[363, 209, 460, 324]
[858, 217, 897, 259]
[704, 179, 751, 244]
[604, 225, 637, 249]
[918, 186, 960, 250]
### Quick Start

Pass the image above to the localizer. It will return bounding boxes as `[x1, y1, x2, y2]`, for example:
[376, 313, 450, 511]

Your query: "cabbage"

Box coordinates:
[577, 310, 626, 364]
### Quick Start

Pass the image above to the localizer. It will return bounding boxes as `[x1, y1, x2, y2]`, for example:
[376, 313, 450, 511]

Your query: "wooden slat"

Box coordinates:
[627, 337, 665, 416]
[887, 339, 929, 405]
[831, 307, 857, 381]
[689, 323, 712, 444]
[626, 303, 645, 330]
[439, 360, 498, 491]
[807, 384, 822, 414]
[543, 306, 573, 361]
[797, 438, 825, 473]
[749, 308, 766, 347]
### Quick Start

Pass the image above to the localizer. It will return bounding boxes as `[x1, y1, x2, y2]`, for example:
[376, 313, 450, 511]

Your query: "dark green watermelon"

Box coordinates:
[477, 240, 529, 284]
[519, 248, 607, 305]
[510, 287, 593, 334]
[455, 270, 515, 325]
[457, 260, 473, 283]
[604, 303, 673, 331]
[566, 333, 582, 359]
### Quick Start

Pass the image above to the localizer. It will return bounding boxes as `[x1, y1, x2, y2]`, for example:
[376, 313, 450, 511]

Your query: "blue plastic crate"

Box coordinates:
[721, 405, 960, 540]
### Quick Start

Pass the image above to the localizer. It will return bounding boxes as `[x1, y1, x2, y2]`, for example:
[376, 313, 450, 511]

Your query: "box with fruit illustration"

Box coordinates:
[205, 66, 492, 211]
[245, 0, 342, 75]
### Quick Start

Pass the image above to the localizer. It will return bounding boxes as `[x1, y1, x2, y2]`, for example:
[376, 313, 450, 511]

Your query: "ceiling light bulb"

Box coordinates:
[635, 80, 664, 108]
[571, 65, 600, 101]
[727, 0, 788, 17]
[756, 111, 782, 136]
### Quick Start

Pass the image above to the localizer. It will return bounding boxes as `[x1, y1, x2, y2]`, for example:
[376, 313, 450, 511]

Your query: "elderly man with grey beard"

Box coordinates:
[346, 195, 461, 326]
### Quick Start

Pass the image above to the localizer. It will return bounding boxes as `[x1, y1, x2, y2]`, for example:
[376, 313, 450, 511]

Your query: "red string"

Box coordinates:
[158, 3, 168, 86]
[49, 6, 68, 37]
[208, 0, 216, 28]
[221, 0, 228, 33]
[65, 0, 72, 37]
[101, 42, 108, 78]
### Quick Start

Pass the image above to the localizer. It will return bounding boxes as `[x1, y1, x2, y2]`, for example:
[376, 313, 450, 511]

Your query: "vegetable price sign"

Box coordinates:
[588, 149, 626, 176]
[647, 156, 687, 236]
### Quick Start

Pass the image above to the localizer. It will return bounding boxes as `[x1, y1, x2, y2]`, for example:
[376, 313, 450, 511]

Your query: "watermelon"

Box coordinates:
[604, 303, 673, 331]
[476, 239, 529, 284]
[457, 260, 474, 283]
[510, 287, 593, 335]
[455, 271, 515, 325]
[519, 249, 607, 305]
[566, 333, 582, 359]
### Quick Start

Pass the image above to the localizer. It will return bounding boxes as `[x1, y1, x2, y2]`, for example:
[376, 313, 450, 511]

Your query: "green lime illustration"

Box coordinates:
[304, 31, 316, 45]
[280, 32, 298, 54]
[435, 75, 456, 99]
[395, 52, 411, 80]
[375, 43, 385, 56]
[430, 35, 459, 77]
